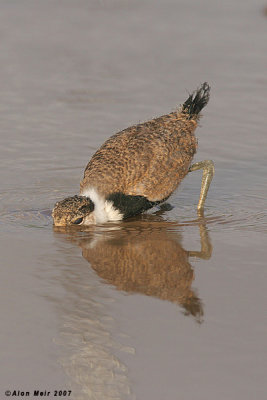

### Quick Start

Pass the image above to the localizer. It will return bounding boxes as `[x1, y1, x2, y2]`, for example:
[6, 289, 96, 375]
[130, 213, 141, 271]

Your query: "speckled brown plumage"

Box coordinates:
[52, 195, 94, 226]
[80, 111, 198, 201]
[53, 82, 211, 225]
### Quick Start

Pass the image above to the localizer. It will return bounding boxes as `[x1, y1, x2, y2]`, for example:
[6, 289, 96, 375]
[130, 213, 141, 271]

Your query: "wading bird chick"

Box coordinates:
[52, 83, 214, 226]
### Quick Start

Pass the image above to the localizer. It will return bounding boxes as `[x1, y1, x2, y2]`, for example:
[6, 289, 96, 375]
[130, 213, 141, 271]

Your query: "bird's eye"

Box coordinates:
[72, 217, 83, 225]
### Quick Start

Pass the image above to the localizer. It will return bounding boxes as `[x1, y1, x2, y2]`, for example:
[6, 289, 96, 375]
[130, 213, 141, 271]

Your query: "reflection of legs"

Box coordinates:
[188, 219, 212, 260]
[189, 160, 215, 211]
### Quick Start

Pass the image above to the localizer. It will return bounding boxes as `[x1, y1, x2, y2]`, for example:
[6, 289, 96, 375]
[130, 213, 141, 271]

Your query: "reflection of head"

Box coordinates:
[71, 222, 204, 322]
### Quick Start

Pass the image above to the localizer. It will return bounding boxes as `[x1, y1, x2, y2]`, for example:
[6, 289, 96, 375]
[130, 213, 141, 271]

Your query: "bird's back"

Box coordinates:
[80, 82, 210, 202]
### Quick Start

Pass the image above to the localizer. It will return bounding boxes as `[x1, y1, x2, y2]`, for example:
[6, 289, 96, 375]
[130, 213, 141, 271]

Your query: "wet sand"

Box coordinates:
[0, 1, 266, 399]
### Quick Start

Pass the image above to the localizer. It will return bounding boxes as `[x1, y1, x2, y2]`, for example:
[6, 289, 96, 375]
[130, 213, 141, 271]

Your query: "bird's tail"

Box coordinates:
[181, 82, 210, 119]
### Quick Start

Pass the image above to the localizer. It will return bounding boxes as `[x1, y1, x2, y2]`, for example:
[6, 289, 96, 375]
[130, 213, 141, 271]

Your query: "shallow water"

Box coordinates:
[0, 0, 267, 399]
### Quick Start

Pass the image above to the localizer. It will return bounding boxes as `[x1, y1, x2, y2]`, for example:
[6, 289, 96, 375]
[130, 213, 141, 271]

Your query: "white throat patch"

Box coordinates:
[80, 187, 123, 224]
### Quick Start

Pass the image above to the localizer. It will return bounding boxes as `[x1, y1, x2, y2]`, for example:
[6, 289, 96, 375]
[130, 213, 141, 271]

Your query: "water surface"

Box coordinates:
[0, 1, 266, 399]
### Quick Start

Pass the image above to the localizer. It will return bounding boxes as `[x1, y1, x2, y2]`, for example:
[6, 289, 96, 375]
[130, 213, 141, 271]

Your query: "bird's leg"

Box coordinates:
[188, 160, 214, 211]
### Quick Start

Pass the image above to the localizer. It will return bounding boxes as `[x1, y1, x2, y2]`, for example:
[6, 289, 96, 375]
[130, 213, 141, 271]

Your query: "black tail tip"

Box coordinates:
[182, 82, 210, 118]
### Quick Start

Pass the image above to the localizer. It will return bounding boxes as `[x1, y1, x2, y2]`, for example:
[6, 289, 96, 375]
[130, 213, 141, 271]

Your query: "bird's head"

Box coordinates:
[52, 195, 95, 226]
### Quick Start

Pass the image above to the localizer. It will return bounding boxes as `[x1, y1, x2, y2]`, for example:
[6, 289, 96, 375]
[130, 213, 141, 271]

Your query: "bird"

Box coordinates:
[52, 82, 214, 226]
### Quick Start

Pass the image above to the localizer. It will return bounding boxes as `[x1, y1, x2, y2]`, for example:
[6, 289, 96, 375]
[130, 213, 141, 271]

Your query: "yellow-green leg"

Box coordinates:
[189, 160, 215, 211]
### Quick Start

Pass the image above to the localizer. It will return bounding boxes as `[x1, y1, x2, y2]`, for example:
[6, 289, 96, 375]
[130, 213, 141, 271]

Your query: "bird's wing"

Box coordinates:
[80, 115, 197, 201]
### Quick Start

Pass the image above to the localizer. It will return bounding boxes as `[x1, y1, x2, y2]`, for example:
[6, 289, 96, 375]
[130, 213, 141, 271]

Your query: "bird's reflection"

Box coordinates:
[52, 212, 213, 398]
[54, 211, 212, 323]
